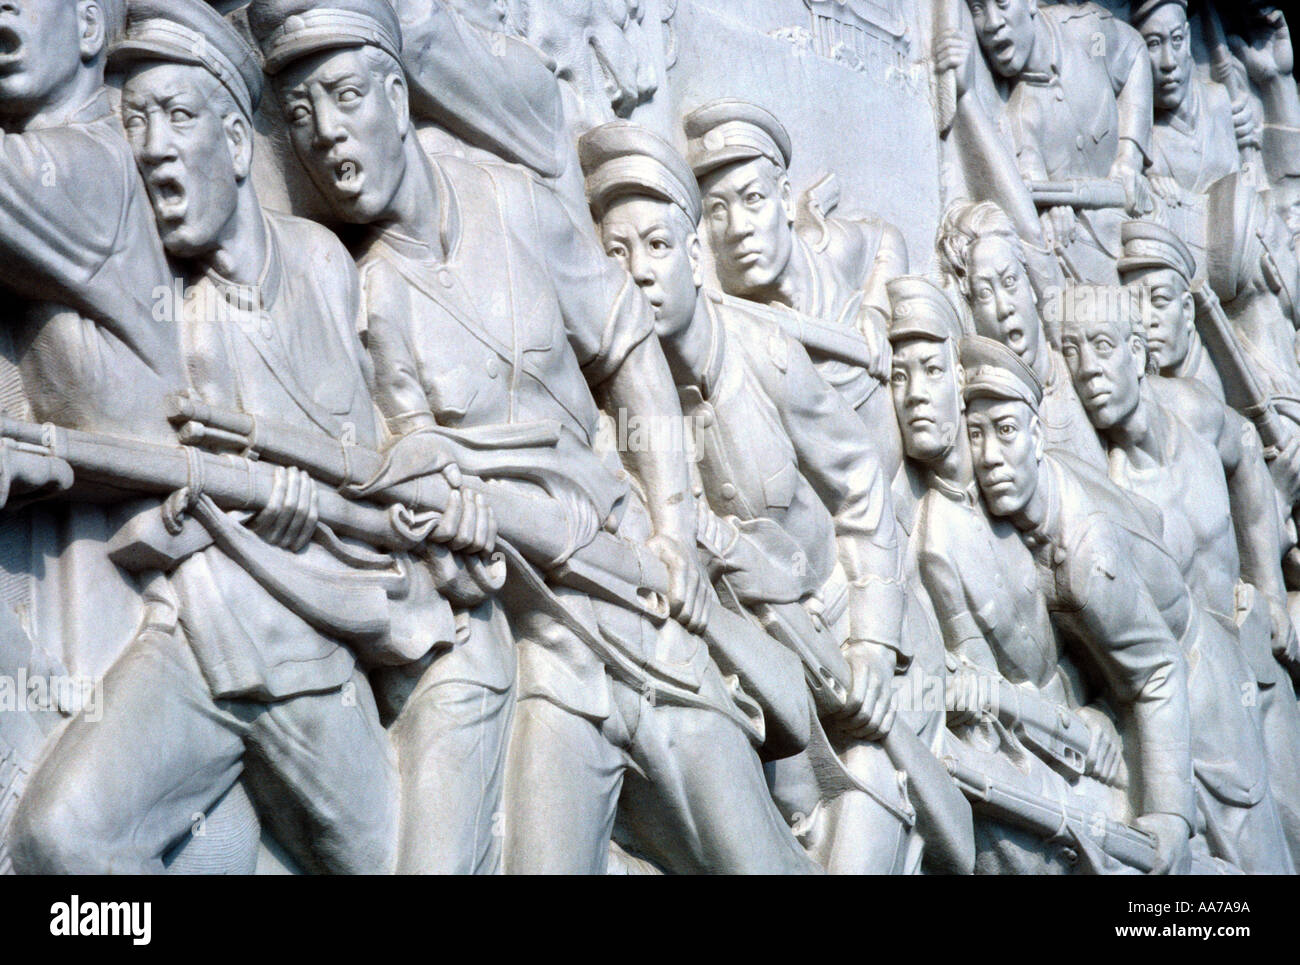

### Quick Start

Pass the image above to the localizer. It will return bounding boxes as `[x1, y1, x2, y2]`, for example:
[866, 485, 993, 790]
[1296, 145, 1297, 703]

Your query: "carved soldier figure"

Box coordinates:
[938, 200, 1108, 471]
[577, 119, 969, 874]
[957, 0, 1156, 284]
[1132, 0, 1256, 197]
[1058, 281, 1300, 868]
[252, 0, 816, 875]
[1116, 221, 1224, 401]
[0, 0, 180, 686]
[962, 334, 1291, 873]
[10, 0, 494, 875]
[888, 278, 1132, 874]
[681, 99, 908, 504]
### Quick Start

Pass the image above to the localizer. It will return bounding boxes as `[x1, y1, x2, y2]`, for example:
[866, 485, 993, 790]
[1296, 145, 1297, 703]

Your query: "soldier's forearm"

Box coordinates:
[601, 336, 697, 545]
[1115, 57, 1154, 165]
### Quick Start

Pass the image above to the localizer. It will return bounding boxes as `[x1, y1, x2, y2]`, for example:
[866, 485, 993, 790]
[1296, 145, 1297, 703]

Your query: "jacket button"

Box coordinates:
[1075, 135, 1085, 151]
[721, 483, 737, 500]
[437, 268, 454, 289]
[486, 358, 499, 379]
[697, 409, 715, 428]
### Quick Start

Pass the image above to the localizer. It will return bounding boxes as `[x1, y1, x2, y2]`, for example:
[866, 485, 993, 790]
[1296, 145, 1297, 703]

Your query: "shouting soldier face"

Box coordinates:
[275, 46, 410, 225]
[0, 0, 105, 118]
[121, 62, 244, 259]
[967, 0, 1038, 78]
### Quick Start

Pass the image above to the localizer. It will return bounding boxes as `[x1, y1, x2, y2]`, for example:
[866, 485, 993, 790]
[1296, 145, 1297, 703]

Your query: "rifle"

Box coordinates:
[991, 677, 1095, 780]
[20, 403, 811, 759]
[1028, 179, 1128, 211]
[759, 598, 975, 874]
[1191, 281, 1292, 452]
[945, 754, 1228, 874]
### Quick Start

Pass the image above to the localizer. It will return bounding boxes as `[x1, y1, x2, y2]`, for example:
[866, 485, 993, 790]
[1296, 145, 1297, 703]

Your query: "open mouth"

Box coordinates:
[332, 159, 364, 198]
[0, 26, 23, 70]
[148, 174, 187, 220]
[992, 37, 1016, 61]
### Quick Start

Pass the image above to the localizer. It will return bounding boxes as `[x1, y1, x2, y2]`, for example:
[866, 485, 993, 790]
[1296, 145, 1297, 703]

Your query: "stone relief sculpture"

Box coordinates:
[3, 0, 1300, 876]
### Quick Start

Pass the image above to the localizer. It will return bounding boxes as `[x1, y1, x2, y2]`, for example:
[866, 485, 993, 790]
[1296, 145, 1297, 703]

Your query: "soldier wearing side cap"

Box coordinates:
[889, 278, 1130, 874]
[1117, 220, 1225, 402]
[0, 0, 245, 871]
[962, 334, 1292, 873]
[578, 120, 972, 874]
[9, 0, 495, 876]
[251, 0, 817, 875]
[682, 99, 913, 519]
[1056, 281, 1300, 869]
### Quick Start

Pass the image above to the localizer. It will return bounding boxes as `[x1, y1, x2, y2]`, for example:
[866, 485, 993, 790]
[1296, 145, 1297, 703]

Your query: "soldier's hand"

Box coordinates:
[1135, 813, 1192, 875]
[649, 533, 710, 635]
[934, 30, 976, 99]
[834, 640, 897, 741]
[252, 466, 319, 552]
[944, 665, 989, 728]
[857, 305, 892, 383]
[1230, 93, 1263, 153]
[428, 486, 497, 557]
[1079, 705, 1123, 787]
[1268, 591, 1300, 668]
[1109, 161, 1154, 218]
[1041, 206, 1077, 249]
[1228, 8, 1293, 83]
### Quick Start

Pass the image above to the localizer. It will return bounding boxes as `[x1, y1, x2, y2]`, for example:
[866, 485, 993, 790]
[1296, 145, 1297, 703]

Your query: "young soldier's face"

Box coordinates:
[600, 195, 701, 338]
[1140, 4, 1193, 113]
[0, 0, 91, 117]
[121, 62, 240, 259]
[276, 47, 408, 225]
[1128, 268, 1193, 372]
[967, 0, 1037, 78]
[967, 397, 1042, 517]
[1060, 297, 1145, 432]
[891, 337, 963, 464]
[699, 156, 794, 298]
[968, 236, 1043, 364]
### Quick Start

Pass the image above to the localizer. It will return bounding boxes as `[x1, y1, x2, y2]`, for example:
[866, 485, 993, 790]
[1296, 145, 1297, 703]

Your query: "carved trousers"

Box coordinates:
[7, 622, 398, 875]
[503, 675, 819, 875]
[380, 599, 516, 875]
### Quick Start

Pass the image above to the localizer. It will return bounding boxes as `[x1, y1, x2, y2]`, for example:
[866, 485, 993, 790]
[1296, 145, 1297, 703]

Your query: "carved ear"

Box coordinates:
[779, 174, 795, 224]
[386, 72, 411, 139]
[225, 113, 254, 182]
[1179, 289, 1195, 335]
[79, 0, 107, 62]
[688, 232, 704, 288]
[1030, 411, 1045, 461]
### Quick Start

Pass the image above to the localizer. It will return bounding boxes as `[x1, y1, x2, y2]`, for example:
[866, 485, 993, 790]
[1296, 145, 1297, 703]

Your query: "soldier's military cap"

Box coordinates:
[247, 0, 403, 76]
[886, 275, 966, 345]
[960, 335, 1044, 409]
[1117, 220, 1197, 283]
[111, 0, 262, 119]
[683, 99, 792, 180]
[1129, 0, 1187, 27]
[579, 120, 703, 225]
